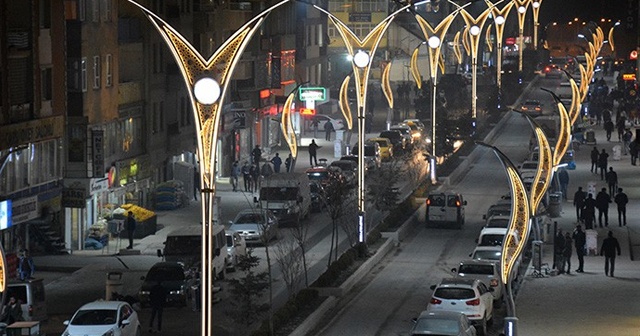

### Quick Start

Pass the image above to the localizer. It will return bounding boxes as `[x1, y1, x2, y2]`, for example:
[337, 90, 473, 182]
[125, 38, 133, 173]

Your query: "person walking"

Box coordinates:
[251, 145, 262, 165]
[148, 280, 167, 333]
[230, 161, 240, 192]
[250, 163, 260, 192]
[572, 225, 586, 273]
[561, 232, 573, 275]
[270, 153, 282, 173]
[260, 161, 273, 187]
[604, 119, 614, 141]
[17, 249, 35, 281]
[324, 120, 334, 141]
[573, 187, 587, 222]
[599, 231, 621, 277]
[622, 129, 632, 155]
[241, 161, 251, 192]
[308, 139, 320, 166]
[614, 188, 628, 226]
[605, 167, 618, 196]
[590, 147, 599, 173]
[558, 168, 569, 200]
[630, 140, 639, 165]
[193, 169, 199, 201]
[285, 153, 293, 172]
[553, 229, 565, 272]
[125, 211, 136, 249]
[582, 193, 596, 229]
[598, 149, 609, 180]
[595, 187, 611, 227]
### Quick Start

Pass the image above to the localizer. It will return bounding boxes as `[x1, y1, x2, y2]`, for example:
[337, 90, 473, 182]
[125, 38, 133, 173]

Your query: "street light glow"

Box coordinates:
[428, 36, 441, 49]
[495, 15, 505, 25]
[353, 50, 370, 68]
[469, 25, 481, 36]
[518, 6, 526, 13]
[532, 1, 540, 8]
[193, 77, 221, 105]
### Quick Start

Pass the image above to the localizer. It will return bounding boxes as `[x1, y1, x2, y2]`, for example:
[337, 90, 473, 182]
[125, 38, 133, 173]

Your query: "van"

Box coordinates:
[161, 224, 227, 279]
[476, 227, 519, 247]
[426, 192, 466, 229]
[259, 173, 311, 226]
[6, 279, 47, 321]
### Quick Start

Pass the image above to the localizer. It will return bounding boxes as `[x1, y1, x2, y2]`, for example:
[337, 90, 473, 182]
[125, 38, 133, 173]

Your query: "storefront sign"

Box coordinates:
[11, 196, 38, 225]
[92, 130, 104, 177]
[299, 87, 327, 102]
[0, 200, 12, 230]
[90, 178, 110, 196]
[62, 188, 86, 208]
[0, 116, 64, 149]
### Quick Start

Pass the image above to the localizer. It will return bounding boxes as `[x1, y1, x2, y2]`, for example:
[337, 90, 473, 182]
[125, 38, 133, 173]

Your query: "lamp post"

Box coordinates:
[513, 0, 531, 72]
[314, 3, 411, 243]
[530, 0, 543, 50]
[125, 1, 291, 334]
[487, 1, 514, 91]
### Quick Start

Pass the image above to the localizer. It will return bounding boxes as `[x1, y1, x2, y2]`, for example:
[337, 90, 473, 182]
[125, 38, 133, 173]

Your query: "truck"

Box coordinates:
[258, 173, 311, 226]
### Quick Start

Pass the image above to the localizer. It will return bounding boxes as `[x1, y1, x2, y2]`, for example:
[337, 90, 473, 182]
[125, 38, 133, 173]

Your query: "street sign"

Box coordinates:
[233, 112, 246, 129]
[299, 87, 326, 102]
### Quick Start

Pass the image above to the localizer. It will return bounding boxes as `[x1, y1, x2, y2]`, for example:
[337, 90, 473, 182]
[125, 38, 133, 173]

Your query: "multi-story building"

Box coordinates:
[0, 0, 67, 255]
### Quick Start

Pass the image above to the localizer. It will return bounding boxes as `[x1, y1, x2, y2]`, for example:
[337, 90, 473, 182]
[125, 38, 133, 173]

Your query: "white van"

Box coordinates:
[426, 192, 466, 229]
[6, 278, 47, 322]
[161, 225, 227, 280]
[476, 227, 519, 247]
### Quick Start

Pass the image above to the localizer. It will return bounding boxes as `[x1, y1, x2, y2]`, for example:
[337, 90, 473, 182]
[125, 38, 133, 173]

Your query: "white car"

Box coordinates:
[225, 230, 247, 271]
[470, 245, 522, 283]
[309, 114, 344, 131]
[427, 278, 494, 336]
[62, 301, 141, 336]
[453, 260, 504, 307]
[484, 215, 510, 228]
[519, 160, 539, 175]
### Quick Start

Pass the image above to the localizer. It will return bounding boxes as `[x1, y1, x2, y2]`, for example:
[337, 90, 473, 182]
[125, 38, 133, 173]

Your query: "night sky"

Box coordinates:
[538, 0, 635, 26]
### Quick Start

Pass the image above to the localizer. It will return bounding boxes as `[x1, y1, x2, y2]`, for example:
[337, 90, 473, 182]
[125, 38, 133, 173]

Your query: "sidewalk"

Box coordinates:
[517, 90, 640, 335]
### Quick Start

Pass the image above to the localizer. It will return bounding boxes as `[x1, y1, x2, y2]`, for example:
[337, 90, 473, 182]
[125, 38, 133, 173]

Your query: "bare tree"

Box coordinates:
[324, 177, 356, 266]
[404, 145, 429, 186]
[289, 212, 311, 287]
[225, 249, 269, 331]
[367, 157, 402, 214]
[274, 236, 304, 297]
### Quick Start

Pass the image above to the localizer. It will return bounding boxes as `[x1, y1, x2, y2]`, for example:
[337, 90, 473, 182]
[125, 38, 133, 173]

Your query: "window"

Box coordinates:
[81, 57, 88, 92]
[105, 54, 112, 87]
[151, 102, 158, 134]
[102, 0, 112, 22]
[41, 67, 52, 101]
[39, 0, 51, 28]
[93, 56, 101, 89]
[78, 0, 86, 21]
[92, 0, 99, 22]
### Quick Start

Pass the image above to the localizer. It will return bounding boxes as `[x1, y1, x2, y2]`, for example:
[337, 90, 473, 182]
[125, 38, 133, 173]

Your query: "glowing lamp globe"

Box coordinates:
[518, 6, 526, 14]
[470, 26, 481, 36]
[532, 1, 540, 8]
[428, 36, 441, 49]
[193, 77, 221, 105]
[495, 16, 505, 25]
[353, 51, 370, 68]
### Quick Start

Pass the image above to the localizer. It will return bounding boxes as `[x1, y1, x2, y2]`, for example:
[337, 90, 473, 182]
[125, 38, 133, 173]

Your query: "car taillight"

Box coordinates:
[430, 298, 442, 305]
[426, 199, 431, 205]
[466, 298, 480, 306]
[490, 279, 499, 287]
[455, 200, 461, 207]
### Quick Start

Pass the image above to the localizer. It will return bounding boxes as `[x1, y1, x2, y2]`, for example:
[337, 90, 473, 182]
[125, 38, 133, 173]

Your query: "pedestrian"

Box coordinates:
[285, 153, 293, 172]
[595, 187, 611, 227]
[270, 153, 282, 173]
[310, 117, 320, 138]
[622, 129, 632, 155]
[572, 225, 586, 273]
[604, 119, 614, 141]
[250, 163, 259, 192]
[0, 296, 24, 325]
[308, 139, 320, 166]
[558, 168, 569, 200]
[324, 120, 334, 141]
[561, 232, 573, 274]
[251, 145, 262, 165]
[148, 280, 167, 333]
[553, 229, 565, 272]
[630, 140, 639, 165]
[582, 193, 596, 229]
[17, 249, 35, 281]
[605, 167, 618, 196]
[126, 211, 136, 249]
[260, 160, 273, 185]
[241, 161, 251, 192]
[598, 149, 609, 180]
[599, 231, 621, 277]
[616, 117, 626, 141]
[590, 147, 599, 173]
[573, 187, 586, 222]
[614, 188, 628, 226]
[193, 169, 200, 201]
[230, 161, 240, 192]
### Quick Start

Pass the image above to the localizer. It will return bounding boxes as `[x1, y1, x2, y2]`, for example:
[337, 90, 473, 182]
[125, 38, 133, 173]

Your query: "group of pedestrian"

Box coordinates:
[590, 147, 609, 180]
[231, 146, 294, 192]
[573, 186, 628, 229]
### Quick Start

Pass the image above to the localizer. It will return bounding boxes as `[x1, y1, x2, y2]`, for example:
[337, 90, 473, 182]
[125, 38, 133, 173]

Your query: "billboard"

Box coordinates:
[0, 200, 12, 230]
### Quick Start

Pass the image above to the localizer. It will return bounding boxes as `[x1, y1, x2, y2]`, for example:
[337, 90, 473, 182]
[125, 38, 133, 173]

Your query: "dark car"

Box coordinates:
[379, 130, 406, 152]
[138, 262, 195, 308]
[306, 166, 344, 187]
[329, 160, 357, 186]
[309, 181, 326, 212]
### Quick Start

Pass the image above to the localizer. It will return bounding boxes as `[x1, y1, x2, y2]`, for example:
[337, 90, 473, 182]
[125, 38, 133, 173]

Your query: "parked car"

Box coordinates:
[484, 215, 510, 228]
[306, 166, 343, 188]
[329, 160, 357, 186]
[426, 192, 466, 229]
[519, 100, 543, 115]
[225, 230, 247, 271]
[390, 124, 414, 146]
[427, 278, 494, 335]
[470, 246, 522, 284]
[475, 227, 519, 247]
[452, 260, 504, 306]
[138, 261, 196, 307]
[483, 203, 511, 220]
[309, 181, 326, 212]
[379, 129, 406, 152]
[410, 310, 476, 336]
[352, 141, 381, 169]
[63, 301, 141, 336]
[228, 209, 279, 244]
[518, 160, 539, 175]
[308, 114, 344, 131]
[366, 137, 394, 161]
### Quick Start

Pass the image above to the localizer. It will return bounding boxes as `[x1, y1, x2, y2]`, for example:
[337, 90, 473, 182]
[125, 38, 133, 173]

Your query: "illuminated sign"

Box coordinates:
[300, 108, 316, 116]
[0, 200, 12, 230]
[505, 37, 516, 45]
[299, 87, 326, 102]
[622, 73, 636, 81]
[630, 50, 638, 60]
[259, 89, 271, 99]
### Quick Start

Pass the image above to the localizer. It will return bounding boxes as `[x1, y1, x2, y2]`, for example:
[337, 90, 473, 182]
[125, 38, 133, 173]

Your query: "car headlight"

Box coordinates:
[139, 290, 150, 295]
[169, 289, 185, 295]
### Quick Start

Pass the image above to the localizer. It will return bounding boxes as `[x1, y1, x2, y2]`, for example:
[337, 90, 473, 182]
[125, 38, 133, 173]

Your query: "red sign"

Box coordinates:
[259, 89, 271, 99]
[622, 73, 636, 81]
[300, 108, 315, 116]
[505, 37, 516, 45]
[630, 50, 638, 60]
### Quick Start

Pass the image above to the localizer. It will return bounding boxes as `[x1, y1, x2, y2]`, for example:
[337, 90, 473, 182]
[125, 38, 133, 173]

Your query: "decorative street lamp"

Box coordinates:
[125, 1, 291, 334]
[530, 0, 543, 50]
[381, 61, 394, 130]
[513, 0, 531, 72]
[607, 21, 621, 52]
[487, 1, 514, 91]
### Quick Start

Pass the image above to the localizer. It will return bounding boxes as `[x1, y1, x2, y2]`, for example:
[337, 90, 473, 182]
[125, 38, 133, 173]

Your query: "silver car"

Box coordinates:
[411, 310, 476, 336]
[228, 209, 279, 244]
[452, 260, 504, 307]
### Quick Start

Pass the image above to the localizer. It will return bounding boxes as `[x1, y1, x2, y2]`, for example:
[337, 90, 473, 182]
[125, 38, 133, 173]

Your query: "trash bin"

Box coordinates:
[585, 229, 598, 256]
[531, 240, 543, 271]
[547, 193, 562, 218]
[585, 129, 596, 144]
[105, 271, 123, 300]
